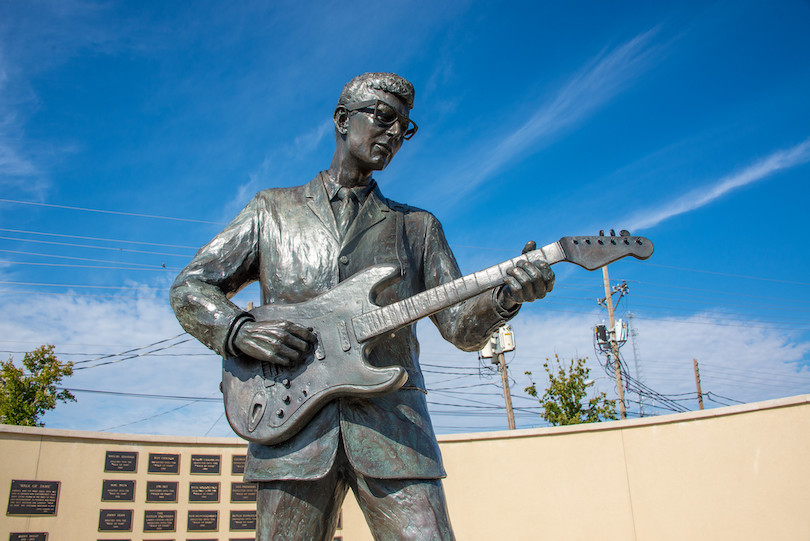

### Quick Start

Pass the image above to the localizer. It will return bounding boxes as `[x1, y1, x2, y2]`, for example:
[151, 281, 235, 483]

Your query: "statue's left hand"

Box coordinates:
[497, 241, 555, 310]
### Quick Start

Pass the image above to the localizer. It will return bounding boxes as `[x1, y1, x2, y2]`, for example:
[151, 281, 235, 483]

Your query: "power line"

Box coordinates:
[0, 227, 199, 249]
[0, 249, 170, 268]
[0, 260, 180, 271]
[0, 235, 192, 258]
[641, 262, 810, 286]
[63, 387, 219, 401]
[0, 280, 170, 290]
[0, 198, 225, 225]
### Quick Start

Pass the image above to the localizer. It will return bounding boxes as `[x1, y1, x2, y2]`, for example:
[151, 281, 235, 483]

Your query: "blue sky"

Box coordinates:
[1, 0, 809, 436]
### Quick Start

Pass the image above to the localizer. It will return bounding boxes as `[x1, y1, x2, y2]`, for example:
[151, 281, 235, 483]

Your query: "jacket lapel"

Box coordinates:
[342, 184, 390, 248]
[305, 173, 340, 242]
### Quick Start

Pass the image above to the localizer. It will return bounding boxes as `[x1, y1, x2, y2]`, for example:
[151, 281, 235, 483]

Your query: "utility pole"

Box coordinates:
[602, 265, 627, 419]
[693, 358, 704, 410]
[627, 312, 644, 417]
[480, 325, 516, 430]
[496, 351, 516, 430]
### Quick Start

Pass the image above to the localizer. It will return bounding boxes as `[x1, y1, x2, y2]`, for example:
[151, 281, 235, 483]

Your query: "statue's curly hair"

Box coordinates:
[338, 72, 415, 110]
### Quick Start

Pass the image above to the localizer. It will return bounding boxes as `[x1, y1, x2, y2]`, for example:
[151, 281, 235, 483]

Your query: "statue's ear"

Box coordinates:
[334, 106, 349, 136]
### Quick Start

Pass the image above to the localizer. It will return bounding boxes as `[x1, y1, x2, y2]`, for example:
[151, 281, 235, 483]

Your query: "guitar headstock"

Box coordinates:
[558, 231, 653, 270]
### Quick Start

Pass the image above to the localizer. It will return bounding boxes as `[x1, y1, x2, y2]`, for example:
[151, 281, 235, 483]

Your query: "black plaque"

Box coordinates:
[6, 480, 59, 516]
[148, 453, 180, 474]
[104, 450, 138, 472]
[229, 510, 257, 531]
[189, 482, 220, 502]
[143, 509, 176, 532]
[9, 534, 47, 541]
[229, 482, 257, 502]
[188, 510, 218, 531]
[101, 480, 135, 502]
[98, 509, 133, 531]
[231, 454, 246, 475]
[146, 481, 178, 503]
[190, 454, 221, 474]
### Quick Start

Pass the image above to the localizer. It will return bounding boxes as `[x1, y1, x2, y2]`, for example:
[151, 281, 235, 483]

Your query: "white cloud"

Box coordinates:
[626, 137, 810, 231]
[434, 28, 661, 201]
[222, 120, 333, 221]
[3, 276, 807, 437]
[418, 306, 810, 432]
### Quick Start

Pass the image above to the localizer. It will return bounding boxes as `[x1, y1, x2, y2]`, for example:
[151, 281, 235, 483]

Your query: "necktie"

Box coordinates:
[336, 187, 359, 238]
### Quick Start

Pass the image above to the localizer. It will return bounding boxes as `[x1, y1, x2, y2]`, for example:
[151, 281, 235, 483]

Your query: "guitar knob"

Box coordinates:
[276, 409, 284, 418]
[283, 395, 291, 404]
[282, 379, 291, 388]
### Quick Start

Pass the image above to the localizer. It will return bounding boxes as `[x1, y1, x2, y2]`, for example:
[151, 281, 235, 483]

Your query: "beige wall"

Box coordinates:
[2, 395, 808, 540]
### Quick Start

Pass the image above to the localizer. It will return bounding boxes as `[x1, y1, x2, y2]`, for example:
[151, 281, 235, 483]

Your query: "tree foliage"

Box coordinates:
[525, 355, 617, 426]
[0, 345, 75, 426]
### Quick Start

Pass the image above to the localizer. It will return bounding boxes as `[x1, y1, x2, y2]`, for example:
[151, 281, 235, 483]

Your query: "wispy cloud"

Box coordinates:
[627, 137, 810, 231]
[222, 120, 333, 220]
[438, 28, 661, 199]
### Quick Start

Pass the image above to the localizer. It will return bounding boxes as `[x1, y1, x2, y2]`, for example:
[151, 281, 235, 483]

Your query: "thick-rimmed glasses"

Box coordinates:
[343, 99, 418, 140]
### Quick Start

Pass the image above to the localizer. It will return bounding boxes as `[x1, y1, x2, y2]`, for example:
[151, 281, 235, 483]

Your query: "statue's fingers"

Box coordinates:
[507, 267, 535, 303]
[522, 240, 537, 255]
[518, 261, 546, 300]
[283, 321, 318, 344]
[536, 261, 555, 293]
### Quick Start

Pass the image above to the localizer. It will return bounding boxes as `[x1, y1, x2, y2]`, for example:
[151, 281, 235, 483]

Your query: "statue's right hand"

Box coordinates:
[233, 320, 316, 367]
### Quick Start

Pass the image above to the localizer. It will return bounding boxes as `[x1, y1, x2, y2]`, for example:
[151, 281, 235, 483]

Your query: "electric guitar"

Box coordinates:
[222, 232, 653, 445]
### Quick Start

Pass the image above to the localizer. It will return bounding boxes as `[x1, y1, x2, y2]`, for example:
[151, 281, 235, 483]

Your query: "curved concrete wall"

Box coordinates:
[2, 395, 808, 540]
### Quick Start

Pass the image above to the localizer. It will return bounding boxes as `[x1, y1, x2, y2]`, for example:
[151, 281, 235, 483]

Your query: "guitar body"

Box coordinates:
[221, 233, 653, 446]
[222, 264, 409, 445]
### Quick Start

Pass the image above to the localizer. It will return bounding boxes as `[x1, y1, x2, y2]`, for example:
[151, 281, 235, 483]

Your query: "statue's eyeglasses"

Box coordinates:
[343, 99, 418, 140]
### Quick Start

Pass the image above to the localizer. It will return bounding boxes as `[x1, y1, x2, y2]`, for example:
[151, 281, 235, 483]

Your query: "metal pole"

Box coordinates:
[693, 358, 704, 410]
[602, 265, 627, 419]
[497, 352, 516, 430]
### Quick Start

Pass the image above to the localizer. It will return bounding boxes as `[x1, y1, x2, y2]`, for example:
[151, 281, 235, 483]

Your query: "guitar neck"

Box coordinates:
[351, 241, 566, 342]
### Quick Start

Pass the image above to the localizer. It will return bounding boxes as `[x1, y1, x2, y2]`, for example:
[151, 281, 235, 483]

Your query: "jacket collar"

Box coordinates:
[304, 171, 389, 246]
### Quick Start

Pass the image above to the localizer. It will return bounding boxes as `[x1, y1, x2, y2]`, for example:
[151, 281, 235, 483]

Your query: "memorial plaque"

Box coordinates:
[229, 510, 257, 531]
[146, 481, 178, 503]
[229, 482, 257, 502]
[143, 509, 176, 532]
[189, 482, 220, 502]
[148, 453, 180, 474]
[231, 455, 246, 475]
[104, 450, 138, 472]
[9, 534, 47, 541]
[188, 510, 218, 531]
[101, 480, 135, 502]
[190, 454, 221, 474]
[98, 509, 133, 531]
[7, 480, 59, 516]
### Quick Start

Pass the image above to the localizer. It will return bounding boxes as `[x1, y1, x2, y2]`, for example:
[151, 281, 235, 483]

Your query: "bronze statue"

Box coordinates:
[171, 73, 556, 540]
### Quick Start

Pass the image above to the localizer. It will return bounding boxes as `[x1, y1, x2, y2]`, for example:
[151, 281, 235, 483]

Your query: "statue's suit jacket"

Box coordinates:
[171, 173, 515, 481]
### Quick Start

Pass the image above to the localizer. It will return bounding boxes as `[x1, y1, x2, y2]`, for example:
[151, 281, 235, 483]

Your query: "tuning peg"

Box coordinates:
[599, 230, 604, 236]
[620, 229, 630, 237]
[610, 229, 616, 236]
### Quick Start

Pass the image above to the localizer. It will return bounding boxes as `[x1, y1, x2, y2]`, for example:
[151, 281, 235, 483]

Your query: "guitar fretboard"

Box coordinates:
[351, 242, 565, 342]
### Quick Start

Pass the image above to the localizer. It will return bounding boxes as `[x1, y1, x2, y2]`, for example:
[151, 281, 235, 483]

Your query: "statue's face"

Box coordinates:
[343, 89, 410, 172]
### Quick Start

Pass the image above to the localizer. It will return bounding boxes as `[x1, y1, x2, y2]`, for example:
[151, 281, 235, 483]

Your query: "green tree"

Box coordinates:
[525, 355, 617, 426]
[0, 345, 75, 426]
